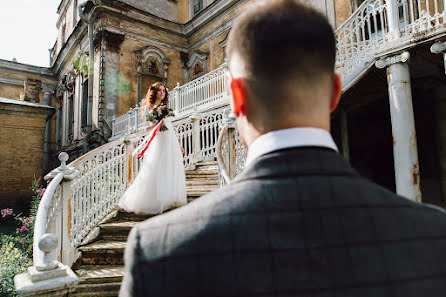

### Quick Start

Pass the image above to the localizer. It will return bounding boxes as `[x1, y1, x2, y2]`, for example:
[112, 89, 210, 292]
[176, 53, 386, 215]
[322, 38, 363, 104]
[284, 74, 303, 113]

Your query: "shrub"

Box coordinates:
[0, 177, 46, 296]
[0, 235, 32, 297]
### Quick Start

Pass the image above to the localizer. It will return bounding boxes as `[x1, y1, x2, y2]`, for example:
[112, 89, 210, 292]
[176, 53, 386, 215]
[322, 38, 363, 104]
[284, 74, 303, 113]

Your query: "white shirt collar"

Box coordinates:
[245, 127, 339, 167]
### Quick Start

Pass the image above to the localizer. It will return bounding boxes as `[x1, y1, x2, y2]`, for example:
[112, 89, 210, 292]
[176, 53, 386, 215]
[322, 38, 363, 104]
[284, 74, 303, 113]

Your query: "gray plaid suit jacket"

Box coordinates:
[119, 147, 446, 297]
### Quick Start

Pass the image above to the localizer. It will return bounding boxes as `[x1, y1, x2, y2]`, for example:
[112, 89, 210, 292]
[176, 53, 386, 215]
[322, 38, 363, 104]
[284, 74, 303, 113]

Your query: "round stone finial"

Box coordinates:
[38, 233, 58, 253]
[58, 152, 69, 163]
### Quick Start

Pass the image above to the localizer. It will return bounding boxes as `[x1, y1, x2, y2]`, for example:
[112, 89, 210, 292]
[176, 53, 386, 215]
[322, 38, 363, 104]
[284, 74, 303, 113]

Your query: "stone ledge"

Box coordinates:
[0, 97, 55, 118]
[0, 59, 55, 79]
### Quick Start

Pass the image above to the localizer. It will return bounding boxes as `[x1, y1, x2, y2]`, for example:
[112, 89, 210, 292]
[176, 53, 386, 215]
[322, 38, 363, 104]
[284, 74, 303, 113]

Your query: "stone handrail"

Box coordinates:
[14, 153, 80, 296]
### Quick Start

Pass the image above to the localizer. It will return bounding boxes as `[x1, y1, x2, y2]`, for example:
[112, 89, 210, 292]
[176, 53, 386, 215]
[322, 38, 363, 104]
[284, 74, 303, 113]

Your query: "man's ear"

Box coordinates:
[228, 74, 248, 116]
[330, 73, 342, 113]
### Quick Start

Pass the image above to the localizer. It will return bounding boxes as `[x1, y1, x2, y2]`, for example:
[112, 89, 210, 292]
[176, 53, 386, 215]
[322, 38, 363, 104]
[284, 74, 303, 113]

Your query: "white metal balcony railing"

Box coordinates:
[336, 0, 446, 90]
[111, 62, 230, 140]
[21, 0, 446, 294]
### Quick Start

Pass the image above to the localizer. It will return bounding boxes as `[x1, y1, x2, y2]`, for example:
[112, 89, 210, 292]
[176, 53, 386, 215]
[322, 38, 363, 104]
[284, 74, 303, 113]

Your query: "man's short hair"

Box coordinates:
[226, 0, 336, 104]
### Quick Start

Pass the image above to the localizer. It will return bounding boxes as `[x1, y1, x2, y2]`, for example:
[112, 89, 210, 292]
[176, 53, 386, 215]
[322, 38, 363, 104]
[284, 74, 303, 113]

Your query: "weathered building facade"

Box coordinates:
[48, 0, 336, 162]
[0, 0, 336, 211]
[331, 0, 446, 207]
[2, 0, 446, 211]
[0, 60, 57, 211]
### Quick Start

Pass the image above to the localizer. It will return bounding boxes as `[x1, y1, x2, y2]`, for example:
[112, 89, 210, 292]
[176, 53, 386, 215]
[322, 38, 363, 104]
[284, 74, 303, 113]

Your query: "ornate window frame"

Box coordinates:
[185, 51, 209, 82]
[134, 46, 170, 102]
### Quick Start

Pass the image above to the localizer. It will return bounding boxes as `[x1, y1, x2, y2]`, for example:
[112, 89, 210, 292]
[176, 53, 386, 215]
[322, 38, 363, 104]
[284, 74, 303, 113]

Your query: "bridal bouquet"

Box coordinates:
[147, 104, 175, 131]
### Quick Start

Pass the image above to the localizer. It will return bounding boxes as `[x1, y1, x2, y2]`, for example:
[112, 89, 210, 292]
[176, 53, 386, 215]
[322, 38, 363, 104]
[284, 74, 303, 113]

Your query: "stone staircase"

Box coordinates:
[68, 161, 220, 296]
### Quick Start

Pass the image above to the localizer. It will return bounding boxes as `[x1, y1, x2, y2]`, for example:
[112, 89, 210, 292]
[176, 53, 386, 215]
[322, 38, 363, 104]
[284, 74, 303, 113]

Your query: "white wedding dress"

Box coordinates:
[118, 118, 187, 214]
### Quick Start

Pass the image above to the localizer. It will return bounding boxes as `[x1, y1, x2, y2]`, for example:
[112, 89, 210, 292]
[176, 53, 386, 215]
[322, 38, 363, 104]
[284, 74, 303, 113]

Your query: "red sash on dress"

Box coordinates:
[137, 122, 163, 160]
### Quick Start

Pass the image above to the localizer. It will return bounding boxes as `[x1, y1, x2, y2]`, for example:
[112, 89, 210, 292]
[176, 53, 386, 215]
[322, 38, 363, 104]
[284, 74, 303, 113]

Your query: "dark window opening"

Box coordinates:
[68, 94, 74, 142]
[193, 0, 202, 15]
[81, 79, 88, 129]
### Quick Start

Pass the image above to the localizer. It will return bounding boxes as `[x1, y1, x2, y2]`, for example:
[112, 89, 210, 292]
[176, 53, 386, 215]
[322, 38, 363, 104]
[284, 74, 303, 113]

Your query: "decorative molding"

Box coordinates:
[184, 0, 246, 36]
[134, 45, 170, 75]
[0, 74, 56, 92]
[430, 41, 446, 75]
[0, 59, 56, 80]
[52, 21, 88, 75]
[134, 45, 170, 100]
[186, 51, 208, 69]
[186, 51, 209, 81]
[0, 75, 22, 86]
[0, 97, 55, 118]
[431, 41, 446, 54]
[375, 52, 410, 69]
[187, 17, 234, 53]
[218, 32, 229, 52]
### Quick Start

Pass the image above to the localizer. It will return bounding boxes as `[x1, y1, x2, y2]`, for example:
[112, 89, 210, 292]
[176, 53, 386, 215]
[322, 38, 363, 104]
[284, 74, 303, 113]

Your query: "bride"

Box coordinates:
[118, 82, 187, 214]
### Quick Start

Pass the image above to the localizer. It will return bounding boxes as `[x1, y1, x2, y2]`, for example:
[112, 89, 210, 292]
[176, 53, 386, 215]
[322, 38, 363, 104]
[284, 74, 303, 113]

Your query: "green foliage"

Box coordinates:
[0, 177, 45, 296]
[0, 235, 32, 297]
[73, 53, 90, 76]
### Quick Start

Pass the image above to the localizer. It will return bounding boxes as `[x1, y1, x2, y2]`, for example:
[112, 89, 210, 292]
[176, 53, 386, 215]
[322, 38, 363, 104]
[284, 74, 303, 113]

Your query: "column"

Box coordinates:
[386, 0, 401, 41]
[434, 93, 446, 205]
[431, 41, 446, 75]
[431, 43, 446, 205]
[42, 86, 55, 176]
[375, 52, 422, 202]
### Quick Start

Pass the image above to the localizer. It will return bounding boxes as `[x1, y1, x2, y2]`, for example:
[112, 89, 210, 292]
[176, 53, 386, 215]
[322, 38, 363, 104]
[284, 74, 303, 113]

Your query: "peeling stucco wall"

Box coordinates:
[121, 0, 184, 22]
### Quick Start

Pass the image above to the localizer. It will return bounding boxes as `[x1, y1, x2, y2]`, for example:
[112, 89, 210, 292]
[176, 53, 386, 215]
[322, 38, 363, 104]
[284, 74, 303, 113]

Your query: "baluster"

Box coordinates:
[433, 0, 439, 26]
[443, 0, 446, 24]
[426, 0, 431, 22]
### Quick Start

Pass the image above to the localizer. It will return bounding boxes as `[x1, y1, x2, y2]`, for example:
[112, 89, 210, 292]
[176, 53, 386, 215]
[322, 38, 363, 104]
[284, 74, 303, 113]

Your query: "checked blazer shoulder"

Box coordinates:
[119, 147, 446, 297]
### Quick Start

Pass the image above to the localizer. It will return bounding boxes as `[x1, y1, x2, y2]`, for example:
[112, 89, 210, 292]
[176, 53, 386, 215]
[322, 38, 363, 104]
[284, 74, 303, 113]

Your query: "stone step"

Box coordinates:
[69, 282, 121, 297]
[196, 161, 218, 166]
[78, 240, 126, 265]
[187, 184, 219, 191]
[99, 221, 138, 241]
[186, 169, 219, 176]
[194, 165, 219, 171]
[186, 179, 219, 186]
[76, 265, 124, 285]
[115, 211, 154, 222]
[187, 188, 219, 197]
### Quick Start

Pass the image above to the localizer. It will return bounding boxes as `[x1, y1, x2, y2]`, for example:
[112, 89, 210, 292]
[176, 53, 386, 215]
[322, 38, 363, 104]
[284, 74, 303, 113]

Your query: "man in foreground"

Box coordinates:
[120, 1, 446, 296]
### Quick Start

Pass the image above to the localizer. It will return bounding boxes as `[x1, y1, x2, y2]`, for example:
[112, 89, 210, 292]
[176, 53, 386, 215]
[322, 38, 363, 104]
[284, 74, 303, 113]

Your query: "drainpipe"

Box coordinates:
[42, 86, 55, 177]
[78, 1, 96, 134]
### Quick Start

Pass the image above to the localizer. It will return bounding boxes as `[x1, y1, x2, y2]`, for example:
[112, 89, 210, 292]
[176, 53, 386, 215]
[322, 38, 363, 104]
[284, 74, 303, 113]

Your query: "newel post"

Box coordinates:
[190, 111, 202, 165]
[15, 152, 80, 296]
[124, 138, 135, 185]
[225, 111, 237, 180]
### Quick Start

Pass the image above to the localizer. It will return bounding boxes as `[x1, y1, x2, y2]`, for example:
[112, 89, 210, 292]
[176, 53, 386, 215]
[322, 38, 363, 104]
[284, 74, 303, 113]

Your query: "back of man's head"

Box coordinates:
[226, 0, 337, 131]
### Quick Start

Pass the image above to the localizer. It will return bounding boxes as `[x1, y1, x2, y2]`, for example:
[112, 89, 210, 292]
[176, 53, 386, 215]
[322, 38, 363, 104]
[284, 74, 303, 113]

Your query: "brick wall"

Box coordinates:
[0, 98, 54, 213]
